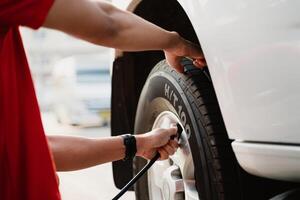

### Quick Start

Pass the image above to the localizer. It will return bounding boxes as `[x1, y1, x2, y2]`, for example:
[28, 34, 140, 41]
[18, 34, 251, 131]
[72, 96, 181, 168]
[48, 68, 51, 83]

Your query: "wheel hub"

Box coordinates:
[148, 111, 199, 200]
[162, 165, 184, 200]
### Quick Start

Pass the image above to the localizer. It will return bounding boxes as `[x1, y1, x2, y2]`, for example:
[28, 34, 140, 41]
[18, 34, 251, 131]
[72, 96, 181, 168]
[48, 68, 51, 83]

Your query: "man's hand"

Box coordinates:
[136, 126, 179, 160]
[164, 32, 207, 73]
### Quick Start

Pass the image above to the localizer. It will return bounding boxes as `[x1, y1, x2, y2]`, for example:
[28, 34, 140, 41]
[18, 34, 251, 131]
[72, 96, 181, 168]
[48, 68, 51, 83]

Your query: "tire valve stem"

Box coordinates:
[112, 123, 183, 200]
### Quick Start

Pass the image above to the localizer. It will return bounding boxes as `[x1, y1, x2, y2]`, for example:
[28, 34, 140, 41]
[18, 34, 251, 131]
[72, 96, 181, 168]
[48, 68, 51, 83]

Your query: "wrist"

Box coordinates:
[135, 134, 147, 157]
[163, 31, 182, 51]
[121, 134, 137, 160]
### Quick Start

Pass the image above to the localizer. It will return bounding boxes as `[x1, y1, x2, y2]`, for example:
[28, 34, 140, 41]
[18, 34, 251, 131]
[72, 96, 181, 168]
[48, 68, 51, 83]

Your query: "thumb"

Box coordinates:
[167, 126, 178, 138]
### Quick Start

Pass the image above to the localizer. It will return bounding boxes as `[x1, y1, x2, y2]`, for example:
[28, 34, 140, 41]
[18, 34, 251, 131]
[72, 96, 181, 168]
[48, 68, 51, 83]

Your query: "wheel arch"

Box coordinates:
[111, 0, 204, 189]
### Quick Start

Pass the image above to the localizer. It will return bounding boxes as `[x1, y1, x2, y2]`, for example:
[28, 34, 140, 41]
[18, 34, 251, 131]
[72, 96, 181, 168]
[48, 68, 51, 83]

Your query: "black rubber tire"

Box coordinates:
[134, 60, 241, 200]
[133, 60, 296, 200]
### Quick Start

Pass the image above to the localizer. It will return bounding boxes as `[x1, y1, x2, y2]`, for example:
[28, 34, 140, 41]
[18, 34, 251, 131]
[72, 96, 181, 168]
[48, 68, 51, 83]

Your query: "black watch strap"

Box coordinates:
[122, 134, 137, 161]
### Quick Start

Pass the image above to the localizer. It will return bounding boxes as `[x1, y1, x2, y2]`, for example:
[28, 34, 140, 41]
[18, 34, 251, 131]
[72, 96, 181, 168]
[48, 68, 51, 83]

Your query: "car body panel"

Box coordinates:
[233, 141, 300, 181]
[175, 0, 300, 181]
[177, 0, 300, 144]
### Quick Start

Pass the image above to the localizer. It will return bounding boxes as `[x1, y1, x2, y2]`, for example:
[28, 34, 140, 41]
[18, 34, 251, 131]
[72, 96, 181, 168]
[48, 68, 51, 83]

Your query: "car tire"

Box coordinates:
[134, 59, 242, 200]
[133, 60, 295, 200]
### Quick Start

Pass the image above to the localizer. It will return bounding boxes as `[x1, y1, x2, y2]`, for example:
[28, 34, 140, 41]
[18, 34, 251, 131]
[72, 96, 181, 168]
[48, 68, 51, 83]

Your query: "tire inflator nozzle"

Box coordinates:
[171, 123, 183, 140]
[112, 123, 183, 200]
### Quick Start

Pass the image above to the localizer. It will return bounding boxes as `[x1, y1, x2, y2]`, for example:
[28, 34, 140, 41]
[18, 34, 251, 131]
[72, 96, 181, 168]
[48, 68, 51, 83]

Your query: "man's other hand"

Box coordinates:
[164, 32, 206, 73]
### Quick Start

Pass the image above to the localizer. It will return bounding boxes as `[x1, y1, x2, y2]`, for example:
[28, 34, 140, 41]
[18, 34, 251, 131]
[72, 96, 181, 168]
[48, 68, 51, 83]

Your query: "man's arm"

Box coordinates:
[43, 0, 205, 71]
[48, 128, 178, 171]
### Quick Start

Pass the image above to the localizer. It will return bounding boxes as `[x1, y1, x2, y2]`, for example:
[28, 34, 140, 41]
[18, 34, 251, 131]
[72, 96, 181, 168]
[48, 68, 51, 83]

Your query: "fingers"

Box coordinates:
[185, 41, 206, 68]
[164, 34, 207, 72]
[169, 139, 179, 149]
[193, 58, 206, 68]
[181, 40, 204, 59]
[185, 41, 207, 69]
[165, 53, 184, 73]
[165, 50, 206, 73]
[181, 40, 207, 69]
[140, 137, 179, 160]
[158, 141, 179, 160]
[164, 144, 176, 155]
[158, 147, 169, 160]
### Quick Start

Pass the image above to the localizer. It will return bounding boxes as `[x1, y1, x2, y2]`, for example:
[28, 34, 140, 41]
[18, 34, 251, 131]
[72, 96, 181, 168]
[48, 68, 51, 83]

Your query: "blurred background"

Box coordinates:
[21, 26, 134, 200]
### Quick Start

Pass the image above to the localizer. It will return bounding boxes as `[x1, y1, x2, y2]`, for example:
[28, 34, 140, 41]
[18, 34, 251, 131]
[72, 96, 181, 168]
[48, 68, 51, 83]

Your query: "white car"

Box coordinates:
[110, 1, 300, 200]
[52, 54, 111, 126]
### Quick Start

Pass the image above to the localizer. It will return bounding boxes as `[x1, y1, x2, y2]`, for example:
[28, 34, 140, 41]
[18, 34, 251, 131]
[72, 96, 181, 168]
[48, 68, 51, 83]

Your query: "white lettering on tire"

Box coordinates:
[164, 83, 191, 139]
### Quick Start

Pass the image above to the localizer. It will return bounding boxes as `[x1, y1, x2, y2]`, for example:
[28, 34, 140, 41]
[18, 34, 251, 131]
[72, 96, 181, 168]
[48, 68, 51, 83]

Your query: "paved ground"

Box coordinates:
[42, 112, 135, 200]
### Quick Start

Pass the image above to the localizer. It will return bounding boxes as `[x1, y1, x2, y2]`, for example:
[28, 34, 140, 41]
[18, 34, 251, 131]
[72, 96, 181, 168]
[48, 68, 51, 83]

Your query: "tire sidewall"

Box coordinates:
[134, 65, 212, 200]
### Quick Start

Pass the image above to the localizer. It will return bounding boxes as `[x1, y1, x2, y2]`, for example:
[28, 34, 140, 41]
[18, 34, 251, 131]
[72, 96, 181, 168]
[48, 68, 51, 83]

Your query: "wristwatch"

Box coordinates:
[121, 134, 137, 161]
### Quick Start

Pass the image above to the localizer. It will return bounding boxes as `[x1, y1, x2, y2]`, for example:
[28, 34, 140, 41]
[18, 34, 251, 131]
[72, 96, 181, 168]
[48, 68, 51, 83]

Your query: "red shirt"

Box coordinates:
[0, 0, 61, 199]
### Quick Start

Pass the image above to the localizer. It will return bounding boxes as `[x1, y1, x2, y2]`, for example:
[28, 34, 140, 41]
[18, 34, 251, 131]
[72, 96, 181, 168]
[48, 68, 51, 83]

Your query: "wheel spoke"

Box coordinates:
[151, 160, 170, 188]
[163, 165, 184, 191]
[174, 179, 184, 192]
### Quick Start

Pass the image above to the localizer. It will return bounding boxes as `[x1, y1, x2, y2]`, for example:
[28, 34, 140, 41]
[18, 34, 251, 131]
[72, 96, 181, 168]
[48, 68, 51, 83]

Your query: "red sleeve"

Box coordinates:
[0, 0, 54, 29]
